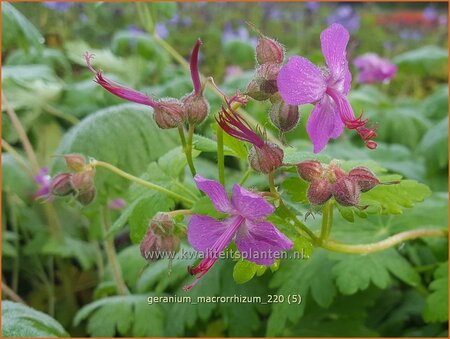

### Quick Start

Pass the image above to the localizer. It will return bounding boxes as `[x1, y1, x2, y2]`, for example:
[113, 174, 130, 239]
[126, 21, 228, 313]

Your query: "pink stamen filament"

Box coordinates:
[216, 106, 265, 148]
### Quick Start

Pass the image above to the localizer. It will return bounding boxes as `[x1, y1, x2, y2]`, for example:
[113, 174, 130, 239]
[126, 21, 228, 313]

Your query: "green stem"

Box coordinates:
[239, 167, 252, 186]
[44, 105, 79, 125]
[101, 207, 129, 295]
[321, 228, 447, 254]
[320, 201, 333, 241]
[217, 127, 225, 185]
[268, 171, 277, 194]
[173, 181, 198, 201]
[91, 160, 195, 205]
[178, 126, 196, 177]
[186, 124, 197, 176]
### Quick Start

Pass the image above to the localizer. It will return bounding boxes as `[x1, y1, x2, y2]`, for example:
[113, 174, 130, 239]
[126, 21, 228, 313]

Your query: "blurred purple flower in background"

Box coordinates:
[327, 5, 360, 32]
[34, 167, 52, 200]
[423, 5, 438, 23]
[108, 198, 127, 210]
[43, 2, 74, 12]
[222, 23, 257, 47]
[438, 14, 448, 27]
[353, 53, 397, 84]
[155, 22, 169, 39]
[224, 65, 244, 81]
[305, 2, 320, 13]
[169, 13, 193, 27]
[399, 29, 422, 41]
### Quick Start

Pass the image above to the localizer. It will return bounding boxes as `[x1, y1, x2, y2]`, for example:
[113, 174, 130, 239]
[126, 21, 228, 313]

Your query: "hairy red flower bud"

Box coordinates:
[246, 80, 271, 101]
[348, 166, 380, 192]
[307, 179, 333, 205]
[332, 176, 361, 206]
[50, 173, 74, 196]
[248, 143, 283, 174]
[76, 186, 96, 206]
[71, 170, 95, 193]
[269, 100, 300, 133]
[256, 36, 284, 65]
[63, 154, 86, 172]
[256, 63, 282, 95]
[182, 92, 210, 124]
[154, 99, 186, 129]
[297, 160, 323, 182]
[140, 213, 180, 262]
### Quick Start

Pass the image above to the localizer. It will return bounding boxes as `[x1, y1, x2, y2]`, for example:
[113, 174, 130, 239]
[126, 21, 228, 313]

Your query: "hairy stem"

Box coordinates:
[90, 159, 195, 205]
[239, 167, 252, 186]
[101, 207, 129, 295]
[44, 104, 80, 125]
[320, 201, 333, 241]
[2, 281, 26, 304]
[186, 124, 197, 176]
[217, 127, 225, 185]
[321, 228, 447, 254]
[178, 126, 196, 177]
[3, 95, 40, 171]
[268, 171, 277, 195]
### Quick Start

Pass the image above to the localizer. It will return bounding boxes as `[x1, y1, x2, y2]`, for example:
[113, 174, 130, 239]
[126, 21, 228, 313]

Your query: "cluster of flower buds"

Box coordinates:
[85, 39, 209, 129]
[140, 212, 180, 262]
[297, 161, 385, 207]
[245, 25, 299, 143]
[49, 154, 96, 205]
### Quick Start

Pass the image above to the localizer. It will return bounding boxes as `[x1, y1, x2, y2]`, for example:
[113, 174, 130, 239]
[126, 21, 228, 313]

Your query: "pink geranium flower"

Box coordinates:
[184, 175, 293, 291]
[353, 53, 397, 84]
[277, 23, 377, 153]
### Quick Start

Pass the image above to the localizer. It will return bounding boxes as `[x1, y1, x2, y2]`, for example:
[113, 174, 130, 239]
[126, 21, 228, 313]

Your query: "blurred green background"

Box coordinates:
[2, 2, 448, 338]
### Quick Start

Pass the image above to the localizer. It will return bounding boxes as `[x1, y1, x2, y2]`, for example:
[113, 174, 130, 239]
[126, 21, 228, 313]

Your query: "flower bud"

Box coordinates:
[297, 160, 323, 182]
[63, 154, 86, 172]
[256, 63, 282, 95]
[256, 36, 284, 65]
[332, 176, 361, 206]
[246, 80, 271, 101]
[269, 100, 300, 133]
[248, 143, 284, 174]
[76, 186, 96, 206]
[71, 170, 95, 193]
[307, 179, 333, 205]
[325, 163, 346, 183]
[182, 92, 210, 124]
[154, 99, 186, 129]
[50, 173, 74, 196]
[348, 167, 380, 192]
[140, 213, 180, 262]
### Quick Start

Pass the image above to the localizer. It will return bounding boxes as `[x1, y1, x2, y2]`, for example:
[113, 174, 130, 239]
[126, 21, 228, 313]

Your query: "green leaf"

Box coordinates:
[2, 3, 44, 53]
[191, 196, 227, 219]
[332, 249, 421, 295]
[424, 263, 448, 323]
[281, 177, 308, 203]
[1, 154, 34, 199]
[394, 46, 448, 77]
[360, 178, 432, 215]
[419, 117, 448, 172]
[53, 103, 178, 193]
[233, 260, 259, 284]
[267, 250, 336, 336]
[74, 295, 164, 337]
[282, 148, 330, 165]
[421, 85, 449, 120]
[2, 301, 69, 337]
[192, 134, 238, 157]
[129, 194, 175, 244]
[212, 123, 248, 160]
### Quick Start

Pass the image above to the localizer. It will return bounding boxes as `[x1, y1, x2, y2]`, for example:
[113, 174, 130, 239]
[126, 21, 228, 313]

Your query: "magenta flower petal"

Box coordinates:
[277, 56, 327, 105]
[194, 174, 232, 213]
[231, 184, 274, 221]
[353, 53, 397, 84]
[320, 23, 350, 79]
[236, 220, 293, 265]
[187, 215, 229, 252]
[307, 96, 344, 153]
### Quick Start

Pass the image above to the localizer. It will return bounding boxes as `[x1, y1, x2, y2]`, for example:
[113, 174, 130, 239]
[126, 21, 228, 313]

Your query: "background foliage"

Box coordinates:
[2, 1, 448, 337]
